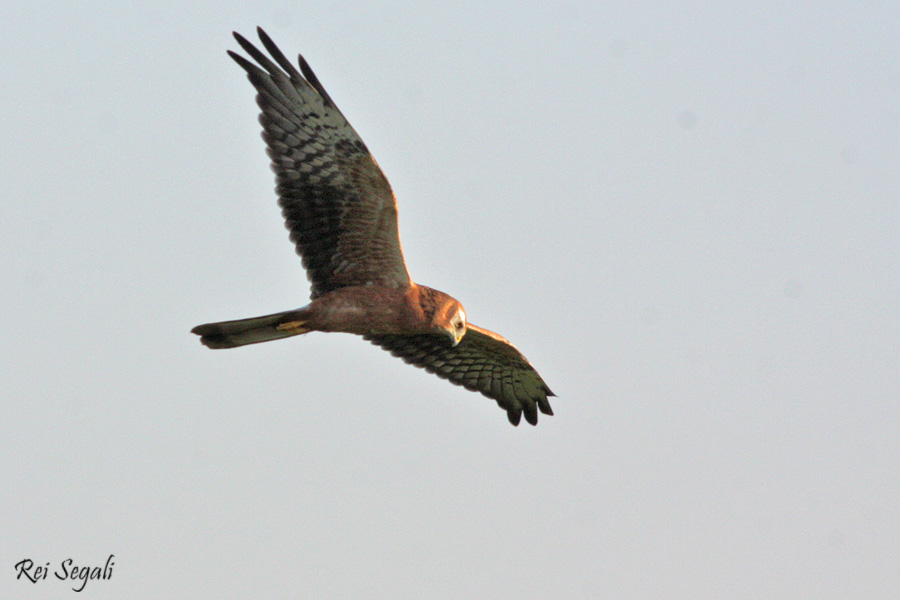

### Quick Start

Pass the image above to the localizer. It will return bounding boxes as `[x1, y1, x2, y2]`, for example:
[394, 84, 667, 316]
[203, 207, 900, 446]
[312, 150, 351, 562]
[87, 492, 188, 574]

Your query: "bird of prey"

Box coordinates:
[192, 28, 555, 425]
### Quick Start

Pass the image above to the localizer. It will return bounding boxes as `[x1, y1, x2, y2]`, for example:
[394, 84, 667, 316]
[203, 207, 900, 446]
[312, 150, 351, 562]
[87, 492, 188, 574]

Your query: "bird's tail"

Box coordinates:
[191, 309, 309, 349]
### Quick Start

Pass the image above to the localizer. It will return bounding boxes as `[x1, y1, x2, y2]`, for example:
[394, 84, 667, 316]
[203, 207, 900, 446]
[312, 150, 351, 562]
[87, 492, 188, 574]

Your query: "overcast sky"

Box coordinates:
[2, 1, 898, 599]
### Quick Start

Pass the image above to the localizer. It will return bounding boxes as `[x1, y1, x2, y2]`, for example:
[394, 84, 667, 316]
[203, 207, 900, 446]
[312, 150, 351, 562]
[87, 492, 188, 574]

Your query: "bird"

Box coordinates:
[192, 28, 555, 426]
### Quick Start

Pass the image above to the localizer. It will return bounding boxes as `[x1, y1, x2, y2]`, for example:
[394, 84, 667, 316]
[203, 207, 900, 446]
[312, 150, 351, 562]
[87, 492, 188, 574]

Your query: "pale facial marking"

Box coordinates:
[451, 307, 467, 343]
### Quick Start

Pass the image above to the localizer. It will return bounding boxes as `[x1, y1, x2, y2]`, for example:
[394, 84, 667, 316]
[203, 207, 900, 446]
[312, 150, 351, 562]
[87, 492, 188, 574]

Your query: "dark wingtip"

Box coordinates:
[507, 410, 522, 426]
[538, 394, 554, 416]
[256, 26, 273, 47]
[226, 49, 245, 65]
[255, 26, 303, 79]
[232, 30, 249, 46]
[522, 401, 539, 426]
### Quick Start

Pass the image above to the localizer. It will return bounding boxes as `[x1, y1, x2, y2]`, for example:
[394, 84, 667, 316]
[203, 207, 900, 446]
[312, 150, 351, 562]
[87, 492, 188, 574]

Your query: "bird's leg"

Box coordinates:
[276, 320, 309, 334]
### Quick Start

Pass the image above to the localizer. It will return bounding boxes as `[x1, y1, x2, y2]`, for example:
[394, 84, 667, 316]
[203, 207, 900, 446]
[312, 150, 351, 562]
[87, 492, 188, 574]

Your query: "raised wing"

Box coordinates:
[229, 28, 411, 299]
[366, 324, 555, 425]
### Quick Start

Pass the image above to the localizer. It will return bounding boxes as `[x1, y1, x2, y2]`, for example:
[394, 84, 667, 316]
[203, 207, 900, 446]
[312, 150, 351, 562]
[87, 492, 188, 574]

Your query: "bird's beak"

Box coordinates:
[448, 329, 461, 347]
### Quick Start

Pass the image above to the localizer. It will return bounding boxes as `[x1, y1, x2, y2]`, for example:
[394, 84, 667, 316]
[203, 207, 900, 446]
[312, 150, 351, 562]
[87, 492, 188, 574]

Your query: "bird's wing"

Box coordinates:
[366, 324, 555, 425]
[229, 28, 411, 299]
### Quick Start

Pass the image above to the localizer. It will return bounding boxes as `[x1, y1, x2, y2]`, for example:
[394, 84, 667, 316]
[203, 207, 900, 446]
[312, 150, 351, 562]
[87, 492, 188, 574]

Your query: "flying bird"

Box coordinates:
[192, 28, 555, 425]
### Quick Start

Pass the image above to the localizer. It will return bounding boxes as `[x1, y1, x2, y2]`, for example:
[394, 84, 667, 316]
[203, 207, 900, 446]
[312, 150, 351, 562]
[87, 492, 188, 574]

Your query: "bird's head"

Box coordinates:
[418, 285, 467, 346]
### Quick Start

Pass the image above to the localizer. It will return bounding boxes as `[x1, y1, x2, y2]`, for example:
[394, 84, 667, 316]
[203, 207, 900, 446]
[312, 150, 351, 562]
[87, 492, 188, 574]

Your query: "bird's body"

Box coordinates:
[193, 28, 555, 425]
[195, 283, 462, 343]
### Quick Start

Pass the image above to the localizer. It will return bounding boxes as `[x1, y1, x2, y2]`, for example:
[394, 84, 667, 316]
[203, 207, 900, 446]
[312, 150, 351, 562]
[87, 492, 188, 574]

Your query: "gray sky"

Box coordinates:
[2, 1, 899, 599]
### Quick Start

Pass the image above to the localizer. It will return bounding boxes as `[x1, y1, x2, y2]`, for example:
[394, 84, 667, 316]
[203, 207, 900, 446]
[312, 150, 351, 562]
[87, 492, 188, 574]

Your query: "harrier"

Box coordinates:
[192, 28, 555, 425]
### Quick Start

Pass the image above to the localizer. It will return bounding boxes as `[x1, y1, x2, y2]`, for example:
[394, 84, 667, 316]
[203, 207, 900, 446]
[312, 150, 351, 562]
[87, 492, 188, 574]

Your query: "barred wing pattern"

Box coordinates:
[366, 324, 555, 425]
[229, 29, 411, 299]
